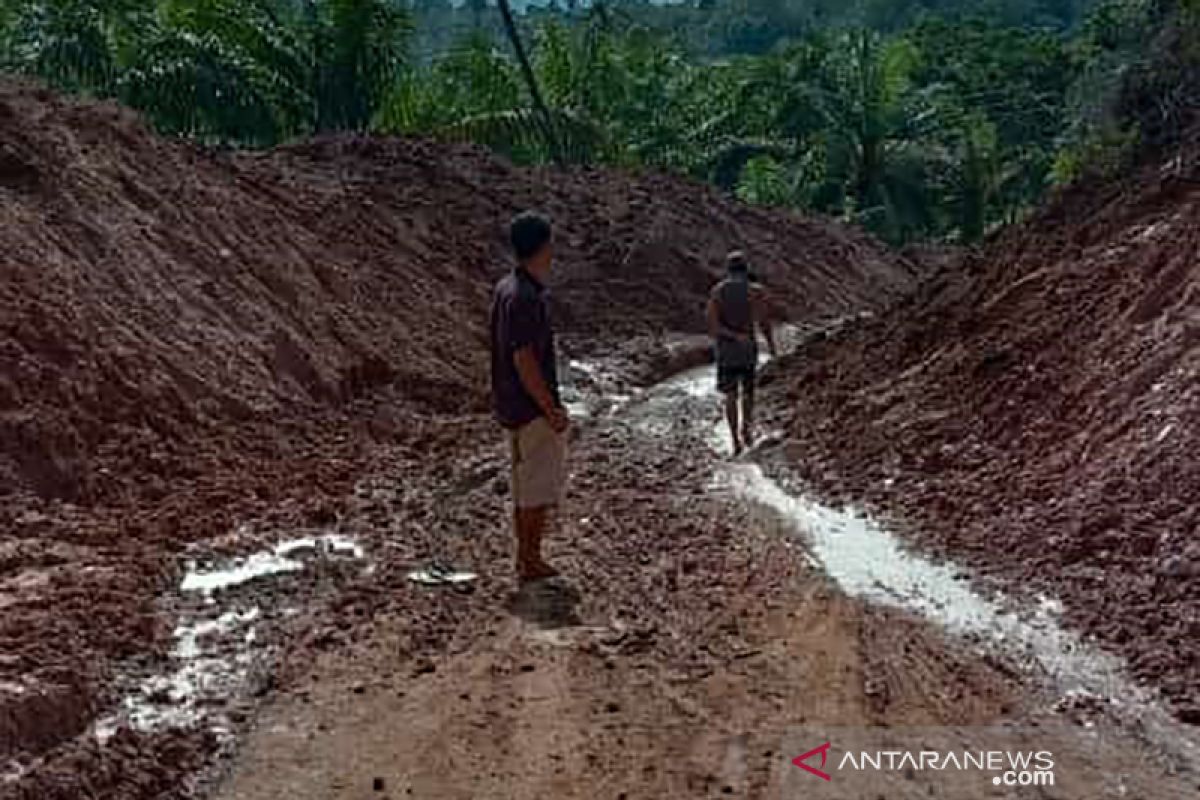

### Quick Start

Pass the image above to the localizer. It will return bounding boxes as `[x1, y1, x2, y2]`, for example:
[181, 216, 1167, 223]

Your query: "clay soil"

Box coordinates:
[4, 76, 1199, 800]
[1, 80, 914, 798]
[207, 365, 1198, 800]
[755, 140, 1200, 723]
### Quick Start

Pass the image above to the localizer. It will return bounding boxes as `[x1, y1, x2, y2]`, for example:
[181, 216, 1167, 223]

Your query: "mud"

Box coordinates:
[211, 339, 1199, 799]
[0, 79, 910, 797]
[7, 72, 1199, 799]
[637, 360, 1200, 768]
[757, 138, 1200, 722]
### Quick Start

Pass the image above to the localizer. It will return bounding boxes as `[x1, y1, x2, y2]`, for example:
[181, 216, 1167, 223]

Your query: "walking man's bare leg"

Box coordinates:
[725, 389, 742, 455]
[741, 379, 755, 448]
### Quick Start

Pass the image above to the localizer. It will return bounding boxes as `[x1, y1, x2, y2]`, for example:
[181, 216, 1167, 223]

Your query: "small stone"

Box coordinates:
[519, 663, 536, 673]
[373, 777, 385, 792]
[605, 701, 620, 714]
[1158, 555, 1186, 577]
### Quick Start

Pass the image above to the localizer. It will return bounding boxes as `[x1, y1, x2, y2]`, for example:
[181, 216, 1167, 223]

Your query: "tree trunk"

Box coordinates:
[495, 0, 564, 166]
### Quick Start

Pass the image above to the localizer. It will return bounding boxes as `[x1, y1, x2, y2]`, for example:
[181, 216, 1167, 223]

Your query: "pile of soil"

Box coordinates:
[0, 79, 911, 797]
[760, 137, 1200, 721]
[0, 80, 910, 507]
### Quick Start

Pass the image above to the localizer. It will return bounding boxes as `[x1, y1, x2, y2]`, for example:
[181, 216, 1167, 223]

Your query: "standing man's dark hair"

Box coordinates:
[490, 210, 570, 583]
[510, 212, 552, 260]
[707, 250, 777, 456]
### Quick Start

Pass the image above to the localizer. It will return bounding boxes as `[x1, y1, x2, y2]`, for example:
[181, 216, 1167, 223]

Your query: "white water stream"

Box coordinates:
[627, 361, 1200, 773]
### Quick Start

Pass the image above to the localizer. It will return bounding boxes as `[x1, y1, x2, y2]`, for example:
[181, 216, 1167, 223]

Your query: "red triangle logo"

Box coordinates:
[792, 741, 832, 781]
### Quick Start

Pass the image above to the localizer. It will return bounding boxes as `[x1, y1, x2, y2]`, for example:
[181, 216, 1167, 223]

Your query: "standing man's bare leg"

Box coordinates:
[514, 507, 532, 576]
[515, 505, 558, 582]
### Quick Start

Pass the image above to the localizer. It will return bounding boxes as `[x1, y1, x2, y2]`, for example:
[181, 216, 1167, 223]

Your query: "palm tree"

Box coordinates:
[307, 0, 412, 132]
[1, 0, 142, 95]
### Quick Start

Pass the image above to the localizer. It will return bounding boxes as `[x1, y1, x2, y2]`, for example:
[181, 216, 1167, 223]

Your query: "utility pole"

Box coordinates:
[495, 0, 565, 166]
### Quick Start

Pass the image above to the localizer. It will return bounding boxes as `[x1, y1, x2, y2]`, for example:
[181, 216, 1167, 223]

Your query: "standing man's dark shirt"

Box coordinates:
[490, 267, 559, 428]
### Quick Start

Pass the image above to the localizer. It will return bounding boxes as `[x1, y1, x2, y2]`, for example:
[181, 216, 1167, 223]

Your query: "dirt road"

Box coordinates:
[207, 352, 1200, 800]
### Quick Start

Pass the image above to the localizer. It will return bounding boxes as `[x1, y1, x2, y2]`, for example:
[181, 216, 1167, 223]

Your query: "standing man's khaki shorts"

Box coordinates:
[509, 416, 567, 508]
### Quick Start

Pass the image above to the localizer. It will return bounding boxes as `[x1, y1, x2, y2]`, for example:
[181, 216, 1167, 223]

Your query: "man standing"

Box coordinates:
[707, 251, 777, 455]
[490, 212, 569, 583]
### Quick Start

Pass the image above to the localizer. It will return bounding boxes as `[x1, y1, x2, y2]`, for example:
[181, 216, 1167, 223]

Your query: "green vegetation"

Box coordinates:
[1, 1, 1194, 243]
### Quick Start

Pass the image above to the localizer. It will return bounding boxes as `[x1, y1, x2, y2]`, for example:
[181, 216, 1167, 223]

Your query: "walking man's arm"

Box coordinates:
[754, 287, 778, 357]
[708, 294, 748, 342]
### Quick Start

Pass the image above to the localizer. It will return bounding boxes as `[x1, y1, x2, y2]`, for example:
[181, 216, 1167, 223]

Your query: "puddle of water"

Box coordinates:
[95, 534, 367, 741]
[562, 358, 639, 421]
[181, 534, 365, 593]
[94, 608, 262, 741]
[651, 367, 1129, 690]
[717, 463, 1125, 692]
[632, 360, 1200, 770]
[180, 551, 303, 593]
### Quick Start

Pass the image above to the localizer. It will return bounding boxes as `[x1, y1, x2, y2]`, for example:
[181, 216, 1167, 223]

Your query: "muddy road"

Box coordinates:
[6, 82, 1199, 800]
[1, 81, 914, 800]
[7, 332, 1199, 799]
[197, 338, 1199, 800]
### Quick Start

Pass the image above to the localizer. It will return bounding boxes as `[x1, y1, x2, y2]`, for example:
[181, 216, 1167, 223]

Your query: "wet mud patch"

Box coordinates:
[2, 521, 372, 799]
[630, 354, 1200, 780]
[95, 531, 370, 743]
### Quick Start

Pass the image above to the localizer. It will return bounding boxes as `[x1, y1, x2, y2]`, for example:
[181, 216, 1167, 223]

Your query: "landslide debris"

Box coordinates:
[763, 132, 1200, 722]
[0, 77, 911, 796]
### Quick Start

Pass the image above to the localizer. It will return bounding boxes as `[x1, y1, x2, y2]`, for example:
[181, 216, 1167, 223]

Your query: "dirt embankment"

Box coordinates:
[0, 79, 911, 798]
[760, 137, 1200, 721]
[0, 80, 910, 508]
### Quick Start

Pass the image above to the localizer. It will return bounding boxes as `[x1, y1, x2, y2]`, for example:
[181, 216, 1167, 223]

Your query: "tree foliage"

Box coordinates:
[1, 0, 410, 143]
[2, 0, 1188, 244]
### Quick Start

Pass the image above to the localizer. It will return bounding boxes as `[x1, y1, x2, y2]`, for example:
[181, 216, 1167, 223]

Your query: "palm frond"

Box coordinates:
[704, 136, 800, 191]
[441, 106, 613, 165]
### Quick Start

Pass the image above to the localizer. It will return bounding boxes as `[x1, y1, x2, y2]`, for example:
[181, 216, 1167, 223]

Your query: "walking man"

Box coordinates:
[707, 251, 777, 455]
[490, 212, 569, 583]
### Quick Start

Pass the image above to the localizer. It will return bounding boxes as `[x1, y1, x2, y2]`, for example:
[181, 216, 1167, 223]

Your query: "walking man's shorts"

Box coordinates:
[717, 362, 756, 395]
[715, 337, 758, 395]
[509, 416, 567, 508]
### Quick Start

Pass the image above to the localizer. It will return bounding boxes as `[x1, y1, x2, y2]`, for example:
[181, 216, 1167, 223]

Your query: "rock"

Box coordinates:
[1158, 555, 1184, 577]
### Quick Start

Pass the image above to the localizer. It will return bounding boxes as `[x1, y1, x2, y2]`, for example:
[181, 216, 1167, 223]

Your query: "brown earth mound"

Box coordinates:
[0, 81, 908, 506]
[761, 136, 1200, 721]
[0, 77, 911, 795]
